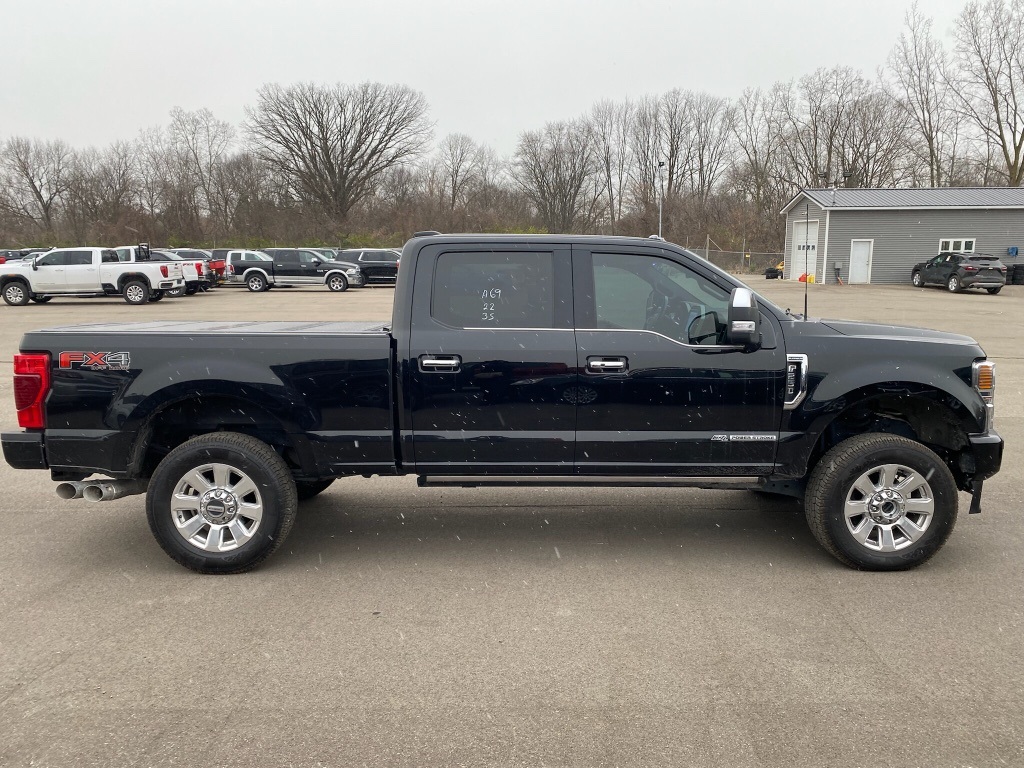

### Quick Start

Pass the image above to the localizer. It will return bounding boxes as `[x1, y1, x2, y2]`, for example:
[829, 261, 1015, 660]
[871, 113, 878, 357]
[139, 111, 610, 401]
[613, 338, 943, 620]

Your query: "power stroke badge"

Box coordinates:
[59, 351, 131, 371]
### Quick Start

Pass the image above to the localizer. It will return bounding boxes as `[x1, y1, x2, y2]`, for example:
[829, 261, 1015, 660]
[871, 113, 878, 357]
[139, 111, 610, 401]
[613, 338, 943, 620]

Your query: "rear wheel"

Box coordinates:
[911, 271, 923, 287]
[805, 434, 958, 570]
[246, 273, 267, 292]
[123, 280, 150, 305]
[947, 274, 961, 293]
[987, 286, 1002, 295]
[146, 432, 298, 574]
[185, 284, 198, 295]
[2, 281, 30, 306]
[166, 286, 185, 298]
[148, 291, 164, 302]
[327, 274, 349, 292]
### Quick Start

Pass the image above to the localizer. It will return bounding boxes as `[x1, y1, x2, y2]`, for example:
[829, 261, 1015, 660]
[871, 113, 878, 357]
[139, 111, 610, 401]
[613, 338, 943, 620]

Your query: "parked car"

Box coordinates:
[262, 248, 365, 291]
[223, 250, 276, 291]
[911, 252, 1007, 294]
[0, 246, 183, 305]
[764, 260, 784, 279]
[337, 248, 400, 284]
[169, 249, 225, 284]
[1, 233, 1003, 574]
[114, 246, 209, 296]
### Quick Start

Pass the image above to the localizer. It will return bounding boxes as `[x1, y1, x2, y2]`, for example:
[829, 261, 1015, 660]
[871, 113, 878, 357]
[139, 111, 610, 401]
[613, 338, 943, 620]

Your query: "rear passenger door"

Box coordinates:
[406, 244, 577, 475]
[273, 251, 301, 283]
[63, 250, 99, 290]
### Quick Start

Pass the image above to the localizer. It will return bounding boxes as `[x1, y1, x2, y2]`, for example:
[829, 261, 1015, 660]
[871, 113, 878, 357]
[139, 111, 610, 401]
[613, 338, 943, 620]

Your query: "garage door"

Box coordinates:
[790, 221, 819, 280]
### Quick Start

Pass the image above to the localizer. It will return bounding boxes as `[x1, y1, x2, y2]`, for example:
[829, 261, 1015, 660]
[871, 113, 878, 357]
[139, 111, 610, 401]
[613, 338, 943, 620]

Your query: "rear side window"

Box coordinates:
[101, 250, 119, 263]
[66, 251, 93, 266]
[432, 251, 554, 328]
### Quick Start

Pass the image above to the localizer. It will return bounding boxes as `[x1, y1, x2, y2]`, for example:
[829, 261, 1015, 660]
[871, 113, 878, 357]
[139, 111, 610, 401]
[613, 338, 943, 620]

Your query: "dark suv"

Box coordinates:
[912, 252, 1007, 294]
[340, 248, 400, 284]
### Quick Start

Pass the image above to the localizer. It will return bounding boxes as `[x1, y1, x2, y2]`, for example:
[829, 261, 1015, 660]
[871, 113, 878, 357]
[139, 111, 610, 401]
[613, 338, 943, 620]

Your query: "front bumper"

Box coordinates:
[968, 429, 1003, 481]
[2, 431, 47, 470]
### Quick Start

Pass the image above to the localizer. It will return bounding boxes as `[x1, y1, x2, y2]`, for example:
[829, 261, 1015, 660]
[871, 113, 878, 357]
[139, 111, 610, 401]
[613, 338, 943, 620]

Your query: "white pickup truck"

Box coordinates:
[0, 246, 185, 305]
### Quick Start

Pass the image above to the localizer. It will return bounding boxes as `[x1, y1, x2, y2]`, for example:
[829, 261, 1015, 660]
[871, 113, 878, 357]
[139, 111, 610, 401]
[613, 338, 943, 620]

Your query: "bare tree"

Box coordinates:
[687, 92, 735, 202]
[511, 119, 604, 232]
[169, 107, 236, 234]
[0, 137, 75, 232]
[245, 82, 432, 223]
[949, 0, 1024, 185]
[588, 99, 633, 232]
[888, 3, 964, 185]
[437, 133, 482, 213]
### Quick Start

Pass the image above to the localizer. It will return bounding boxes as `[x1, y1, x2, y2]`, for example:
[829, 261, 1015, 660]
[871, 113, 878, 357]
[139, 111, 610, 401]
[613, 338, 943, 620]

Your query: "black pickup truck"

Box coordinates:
[2, 234, 1003, 574]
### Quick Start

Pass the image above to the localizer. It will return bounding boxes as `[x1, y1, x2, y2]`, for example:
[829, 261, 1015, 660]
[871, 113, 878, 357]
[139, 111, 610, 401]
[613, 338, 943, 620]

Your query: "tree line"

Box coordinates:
[2, 0, 1022, 253]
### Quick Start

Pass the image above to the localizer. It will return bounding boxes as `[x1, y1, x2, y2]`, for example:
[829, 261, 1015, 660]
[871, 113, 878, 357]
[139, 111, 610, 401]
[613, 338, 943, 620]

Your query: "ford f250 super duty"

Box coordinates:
[1, 234, 1003, 573]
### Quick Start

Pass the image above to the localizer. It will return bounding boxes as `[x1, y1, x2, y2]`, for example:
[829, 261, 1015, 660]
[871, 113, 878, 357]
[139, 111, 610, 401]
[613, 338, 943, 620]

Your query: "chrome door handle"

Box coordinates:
[419, 354, 462, 373]
[587, 356, 628, 374]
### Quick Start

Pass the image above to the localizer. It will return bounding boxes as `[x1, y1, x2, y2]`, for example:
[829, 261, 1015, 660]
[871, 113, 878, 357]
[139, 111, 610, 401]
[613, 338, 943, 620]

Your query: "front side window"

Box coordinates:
[433, 251, 554, 328]
[36, 251, 68, 267]
[591, 253, 730, 345]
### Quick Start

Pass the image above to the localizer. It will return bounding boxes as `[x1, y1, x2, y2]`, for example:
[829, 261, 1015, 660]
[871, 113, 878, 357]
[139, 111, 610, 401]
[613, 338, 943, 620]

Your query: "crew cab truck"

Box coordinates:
[2, 235, 1003, 574]
[0, 246, 184, 305]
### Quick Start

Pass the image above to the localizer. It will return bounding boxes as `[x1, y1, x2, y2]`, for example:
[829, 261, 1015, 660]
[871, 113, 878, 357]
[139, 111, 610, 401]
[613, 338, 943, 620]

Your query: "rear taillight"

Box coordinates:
[227, 264, 234, 276]
[160, 265, 169, 278]
[14, 352, 50, 429]
[964, 265, 977, 272]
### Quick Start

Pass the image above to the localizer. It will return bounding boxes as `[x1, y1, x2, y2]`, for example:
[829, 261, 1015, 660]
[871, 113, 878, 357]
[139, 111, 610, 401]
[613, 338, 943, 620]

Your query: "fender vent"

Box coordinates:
[784, 354, 808, 410]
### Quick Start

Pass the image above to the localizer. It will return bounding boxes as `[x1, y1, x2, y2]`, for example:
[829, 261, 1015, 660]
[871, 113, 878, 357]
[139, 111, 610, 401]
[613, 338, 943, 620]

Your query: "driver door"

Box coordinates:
[572, 246, 785, 476]
[32, 250, 70, 291]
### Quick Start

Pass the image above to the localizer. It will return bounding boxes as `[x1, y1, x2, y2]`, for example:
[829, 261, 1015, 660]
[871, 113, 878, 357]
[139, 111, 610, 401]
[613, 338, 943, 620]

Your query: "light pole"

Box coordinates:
[658, 160, 665, 238]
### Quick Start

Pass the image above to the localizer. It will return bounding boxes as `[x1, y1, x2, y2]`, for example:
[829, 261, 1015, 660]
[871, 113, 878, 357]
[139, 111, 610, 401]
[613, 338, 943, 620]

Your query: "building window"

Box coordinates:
[939, 238, 975, 253]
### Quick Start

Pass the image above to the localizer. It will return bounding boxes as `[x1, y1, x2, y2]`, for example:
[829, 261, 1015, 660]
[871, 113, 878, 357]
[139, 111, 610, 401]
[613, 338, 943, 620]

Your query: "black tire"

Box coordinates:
[296, 478, 334, 501]
[123, 280, 150, 305]
[805, 433, 958, 570]
[326, 274, 349, 292]
[30, 295, 52, 303]
[185, 284, 198, 296]
[987, 286, 1002, 295]
[947, 274, 961, 293]
[2, 281, 30, 306]
[146, 432, 298, 574]
[246, 273, 267, 292]
[148, 291, 164, 302]
[166, 286, 185, 298]
[911, 271, 923, 287]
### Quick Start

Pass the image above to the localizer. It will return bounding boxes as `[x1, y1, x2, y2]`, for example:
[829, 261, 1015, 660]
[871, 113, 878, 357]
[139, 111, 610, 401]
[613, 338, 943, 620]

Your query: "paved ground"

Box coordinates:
[0, 278, 1020, 767]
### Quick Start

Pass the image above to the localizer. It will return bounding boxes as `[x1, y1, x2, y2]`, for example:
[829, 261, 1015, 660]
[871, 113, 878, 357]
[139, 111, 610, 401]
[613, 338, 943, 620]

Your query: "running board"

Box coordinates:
[417, 475, 762, 490]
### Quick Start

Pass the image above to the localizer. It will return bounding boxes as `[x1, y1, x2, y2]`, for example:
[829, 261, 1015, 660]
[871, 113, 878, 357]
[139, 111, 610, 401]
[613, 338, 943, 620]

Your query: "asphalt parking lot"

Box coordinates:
[0, 279, 1020, 767]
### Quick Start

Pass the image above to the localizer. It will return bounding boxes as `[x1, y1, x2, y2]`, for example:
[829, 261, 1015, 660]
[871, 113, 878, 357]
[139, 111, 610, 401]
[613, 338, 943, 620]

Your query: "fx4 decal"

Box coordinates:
[59, 351, 131, 371]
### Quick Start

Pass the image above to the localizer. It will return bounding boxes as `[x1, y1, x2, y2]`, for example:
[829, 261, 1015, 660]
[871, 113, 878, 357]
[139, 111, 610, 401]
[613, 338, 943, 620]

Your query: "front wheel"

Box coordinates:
[123, 280, 150, 305]
[246, 273, 267, 292]
[3, 282, 30, 306]
[911, 271, 923, 287]
[326, 274, 349, 292]
[146, 432, 298, 574]
[148, 291, 164, 302]
[947, 275, 961, 293]
[805, 434, 958, 570]
[987, 286, 1002, 295]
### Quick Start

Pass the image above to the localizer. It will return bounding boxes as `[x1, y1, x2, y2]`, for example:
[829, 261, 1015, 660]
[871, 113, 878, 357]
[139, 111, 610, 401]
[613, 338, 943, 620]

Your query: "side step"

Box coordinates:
[417, 475, 762, 490]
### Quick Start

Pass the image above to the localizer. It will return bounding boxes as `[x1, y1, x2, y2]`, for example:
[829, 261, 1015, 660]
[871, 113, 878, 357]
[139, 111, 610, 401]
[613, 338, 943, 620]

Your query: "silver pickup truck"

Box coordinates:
[0, 246, 185, 305]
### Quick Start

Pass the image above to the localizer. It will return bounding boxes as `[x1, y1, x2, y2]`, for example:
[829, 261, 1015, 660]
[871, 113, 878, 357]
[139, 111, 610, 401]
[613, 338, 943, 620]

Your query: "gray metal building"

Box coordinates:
[780, 188, 1024, 284]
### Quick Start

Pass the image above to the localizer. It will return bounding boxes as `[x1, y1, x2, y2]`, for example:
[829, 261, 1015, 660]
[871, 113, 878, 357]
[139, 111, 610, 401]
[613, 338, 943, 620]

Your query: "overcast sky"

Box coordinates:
[2, 0, 969, 157]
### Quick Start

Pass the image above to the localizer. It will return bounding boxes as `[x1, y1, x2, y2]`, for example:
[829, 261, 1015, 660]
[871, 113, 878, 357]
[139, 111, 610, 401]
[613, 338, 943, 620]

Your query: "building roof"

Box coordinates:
[781, 187, 1024, 214]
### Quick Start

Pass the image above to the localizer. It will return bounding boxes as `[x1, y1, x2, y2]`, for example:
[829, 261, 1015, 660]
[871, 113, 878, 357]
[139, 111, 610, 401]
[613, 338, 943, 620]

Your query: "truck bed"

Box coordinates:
[24, 320, 389, 337]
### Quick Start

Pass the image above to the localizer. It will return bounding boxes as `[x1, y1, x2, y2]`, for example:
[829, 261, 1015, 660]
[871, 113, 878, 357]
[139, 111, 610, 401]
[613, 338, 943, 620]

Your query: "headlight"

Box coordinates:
[346, 269, 359, 276]
[972, 360, 995, 431]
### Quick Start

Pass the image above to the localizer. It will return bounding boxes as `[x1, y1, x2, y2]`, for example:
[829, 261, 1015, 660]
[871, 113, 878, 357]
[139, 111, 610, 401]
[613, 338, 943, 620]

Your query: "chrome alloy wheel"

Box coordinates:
[844, 463, 934, 552]
[5, 284, 26, 303]
[170, 463, 263, 552]
[125, 284, 146, 303]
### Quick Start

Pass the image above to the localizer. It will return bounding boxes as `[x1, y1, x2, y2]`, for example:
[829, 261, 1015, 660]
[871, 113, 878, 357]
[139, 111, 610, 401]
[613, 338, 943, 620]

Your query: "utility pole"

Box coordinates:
[658, 160, 665, 238]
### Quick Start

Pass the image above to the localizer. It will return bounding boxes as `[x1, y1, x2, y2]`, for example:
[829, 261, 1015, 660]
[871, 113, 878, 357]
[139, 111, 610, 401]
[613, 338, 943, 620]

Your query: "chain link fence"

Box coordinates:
[692, 249, 784, 276]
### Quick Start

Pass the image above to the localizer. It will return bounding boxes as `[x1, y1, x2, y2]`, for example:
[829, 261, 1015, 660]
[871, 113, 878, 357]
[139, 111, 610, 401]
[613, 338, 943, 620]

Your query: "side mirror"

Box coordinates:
[727, 287, 761, 347]
[32, 258, 38, 271]
[312, 259, 321, 266]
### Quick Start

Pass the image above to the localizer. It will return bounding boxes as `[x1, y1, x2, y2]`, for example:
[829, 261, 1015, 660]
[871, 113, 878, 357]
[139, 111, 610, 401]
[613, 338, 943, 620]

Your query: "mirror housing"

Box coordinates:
[31, 257, 38, 271]
[727, 287, 761, 347]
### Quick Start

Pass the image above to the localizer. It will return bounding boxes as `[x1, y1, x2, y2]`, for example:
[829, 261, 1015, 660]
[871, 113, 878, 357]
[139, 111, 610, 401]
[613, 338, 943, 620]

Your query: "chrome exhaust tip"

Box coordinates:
[82, 480, 149, 502]
[55, 481, 93, 500]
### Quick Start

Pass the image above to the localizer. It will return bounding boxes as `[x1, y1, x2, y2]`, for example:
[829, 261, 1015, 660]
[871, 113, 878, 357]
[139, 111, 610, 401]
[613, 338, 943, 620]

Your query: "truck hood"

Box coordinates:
[820, 319, 977, 345]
